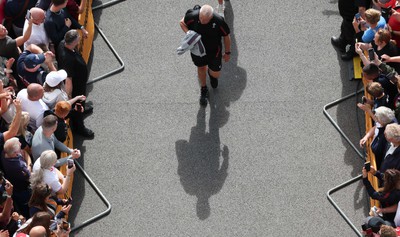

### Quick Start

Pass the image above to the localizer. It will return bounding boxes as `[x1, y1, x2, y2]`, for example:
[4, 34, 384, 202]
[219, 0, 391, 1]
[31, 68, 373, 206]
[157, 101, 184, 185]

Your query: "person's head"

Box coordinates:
[24, 53, 45, 72]
[64, 30, 80, 48]
[363, 63, 380, 81]
[28, 183, 52, 212]
[366, 82, 384, 98]
[39, 150, 57, 170]
[380, 225, 397, 237]
[51, 0, 68, 7]
[29, 8, 45, 25]
[199, 5, 214, 24]
[383, 169, 400, 193]
[42, 115, 58, 133]
[374, 29, 391, 46]
[365, 8, 381, 25]
[375, 106, 395, 126]
[54, 101, 71, 119]
[27, 83, 44, 101]
[18, 111, 30, 136]
[384, 123, 400, 144]
[29, 225, 48, 237]
[44, 69, 67, 90]
[0, 24, 8, 39]
[3, 137, 21, 158]
[20, 212, 51, 236]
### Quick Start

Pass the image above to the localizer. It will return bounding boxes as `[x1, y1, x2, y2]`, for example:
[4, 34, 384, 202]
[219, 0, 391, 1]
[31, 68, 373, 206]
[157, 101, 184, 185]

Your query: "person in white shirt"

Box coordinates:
[22, 8, 49, 50]
[17, 83, 49, 132]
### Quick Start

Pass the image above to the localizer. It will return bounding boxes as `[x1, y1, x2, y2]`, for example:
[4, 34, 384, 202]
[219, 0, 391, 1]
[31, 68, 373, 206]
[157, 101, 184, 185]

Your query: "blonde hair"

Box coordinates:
[17, 111, 30, 136]
[365, 8, 381, 25]
[30, 150, 57, 189]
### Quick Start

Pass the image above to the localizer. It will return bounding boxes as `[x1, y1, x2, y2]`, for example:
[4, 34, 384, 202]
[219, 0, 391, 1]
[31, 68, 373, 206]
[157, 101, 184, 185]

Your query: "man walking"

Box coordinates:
[180, 4, 231, 106]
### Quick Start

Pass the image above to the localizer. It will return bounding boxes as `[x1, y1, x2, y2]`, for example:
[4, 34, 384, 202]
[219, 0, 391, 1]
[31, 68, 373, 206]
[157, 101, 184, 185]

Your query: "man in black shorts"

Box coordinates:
[180, 4, 231, 106]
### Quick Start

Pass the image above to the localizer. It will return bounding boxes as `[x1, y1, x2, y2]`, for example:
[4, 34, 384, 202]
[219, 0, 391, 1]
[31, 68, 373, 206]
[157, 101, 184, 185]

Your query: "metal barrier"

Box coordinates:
[69, 0, 125, 233]
[323, 89, 367, 237]
[87, 0, 126, 85]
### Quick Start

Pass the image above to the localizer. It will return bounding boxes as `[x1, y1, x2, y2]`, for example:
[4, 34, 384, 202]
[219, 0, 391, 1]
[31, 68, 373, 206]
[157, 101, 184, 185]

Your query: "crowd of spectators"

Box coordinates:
[0, 0, 94, 236]
[330, 0, 400, 236]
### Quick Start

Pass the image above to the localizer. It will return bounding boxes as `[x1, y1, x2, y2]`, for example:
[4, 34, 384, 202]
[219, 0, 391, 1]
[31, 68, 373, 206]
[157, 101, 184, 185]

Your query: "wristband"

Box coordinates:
[6, 194, 11, 198]
[4, 69, 12, 74]
[225, 51, 231, 55]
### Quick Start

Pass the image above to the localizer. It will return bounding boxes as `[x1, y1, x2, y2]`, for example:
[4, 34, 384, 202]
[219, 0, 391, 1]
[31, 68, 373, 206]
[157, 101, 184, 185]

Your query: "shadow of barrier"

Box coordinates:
[323, 89, 365, 237]
[65, 0, 125, 233]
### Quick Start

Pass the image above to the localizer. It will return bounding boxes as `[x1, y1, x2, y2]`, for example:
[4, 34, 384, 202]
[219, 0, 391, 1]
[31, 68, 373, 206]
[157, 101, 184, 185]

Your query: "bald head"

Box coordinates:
[199, 5, 214, 24]
[29, 225, 47, 237]
[30, 7, 45, 25]
[27, 83, 44, 101]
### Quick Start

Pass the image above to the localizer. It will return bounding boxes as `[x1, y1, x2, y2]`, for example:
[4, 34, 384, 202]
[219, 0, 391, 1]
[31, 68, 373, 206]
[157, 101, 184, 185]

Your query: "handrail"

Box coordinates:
[86, 22, 125, 85]
[327, 175, 364, 237]
[70, 160, 112, 233]
[323, 89, 365, 160]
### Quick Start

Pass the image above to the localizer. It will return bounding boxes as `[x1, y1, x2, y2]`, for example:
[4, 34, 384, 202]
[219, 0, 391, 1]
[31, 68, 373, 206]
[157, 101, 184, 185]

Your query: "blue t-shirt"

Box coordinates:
[362, 16, 387, 43]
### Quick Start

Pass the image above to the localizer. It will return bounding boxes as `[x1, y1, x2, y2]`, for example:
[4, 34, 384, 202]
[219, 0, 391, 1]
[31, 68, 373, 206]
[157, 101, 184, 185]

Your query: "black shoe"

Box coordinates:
[83, 105, 93, 114]
[331, 36, 347, 52]
[210, 77, 218, 88]
[341, 52, 355, 61]
[76, 127, 94, 138]
[199, 87, 209, 106]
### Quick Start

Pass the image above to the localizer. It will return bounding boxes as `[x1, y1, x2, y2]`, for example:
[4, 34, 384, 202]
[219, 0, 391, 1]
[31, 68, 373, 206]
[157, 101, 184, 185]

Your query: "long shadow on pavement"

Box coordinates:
[175, 1, 247, 220]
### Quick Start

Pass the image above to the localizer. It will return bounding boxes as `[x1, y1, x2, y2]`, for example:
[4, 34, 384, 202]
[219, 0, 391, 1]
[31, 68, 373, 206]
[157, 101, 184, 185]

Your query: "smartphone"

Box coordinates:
[26, 10, 31, 20]
[368, 48, 375, 61]
[67, 159, 74, 169]
[362, 96, 366, 104]
[355, 13, 361, 21]
[365, 161, 371, 172]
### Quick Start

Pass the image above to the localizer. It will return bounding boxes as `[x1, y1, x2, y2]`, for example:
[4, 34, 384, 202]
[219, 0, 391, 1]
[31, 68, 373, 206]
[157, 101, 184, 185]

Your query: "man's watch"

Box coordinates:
[225, 51, 231, 55]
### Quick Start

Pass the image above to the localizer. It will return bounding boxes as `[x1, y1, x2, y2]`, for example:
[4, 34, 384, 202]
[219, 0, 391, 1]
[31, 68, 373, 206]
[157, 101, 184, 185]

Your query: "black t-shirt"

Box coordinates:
[184, 9, 230, 56]
[56, 41, 88, 97]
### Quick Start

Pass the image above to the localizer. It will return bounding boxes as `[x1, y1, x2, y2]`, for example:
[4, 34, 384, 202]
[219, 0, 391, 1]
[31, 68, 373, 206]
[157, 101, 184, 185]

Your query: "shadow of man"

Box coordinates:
[175, 1, 246, 220]
[176, 102, 229, 220]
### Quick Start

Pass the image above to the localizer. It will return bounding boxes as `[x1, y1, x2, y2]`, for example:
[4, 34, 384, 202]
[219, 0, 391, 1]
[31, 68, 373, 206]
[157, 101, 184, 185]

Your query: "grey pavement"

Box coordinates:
[67, 0, 369, 236]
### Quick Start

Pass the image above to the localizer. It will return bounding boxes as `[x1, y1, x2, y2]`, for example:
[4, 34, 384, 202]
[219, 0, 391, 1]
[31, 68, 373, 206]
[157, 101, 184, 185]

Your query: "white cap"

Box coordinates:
[45, 69, 67, 87]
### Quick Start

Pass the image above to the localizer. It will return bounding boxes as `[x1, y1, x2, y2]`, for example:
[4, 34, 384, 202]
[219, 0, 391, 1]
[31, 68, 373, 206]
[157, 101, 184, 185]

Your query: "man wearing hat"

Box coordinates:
[16, 44, 56, 89]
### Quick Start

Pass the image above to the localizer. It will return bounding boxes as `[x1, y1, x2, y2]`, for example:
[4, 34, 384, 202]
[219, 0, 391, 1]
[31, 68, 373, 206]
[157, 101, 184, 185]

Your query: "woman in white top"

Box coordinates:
[42, 69, 85, 109]
[30, 150, 75, 195]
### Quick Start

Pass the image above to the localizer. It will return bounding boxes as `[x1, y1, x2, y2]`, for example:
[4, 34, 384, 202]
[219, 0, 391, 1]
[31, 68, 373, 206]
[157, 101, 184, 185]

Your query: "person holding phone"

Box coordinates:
[30, 150, 76, 196]
[331, 0, 368, 57]
[363, 168, 400, 223]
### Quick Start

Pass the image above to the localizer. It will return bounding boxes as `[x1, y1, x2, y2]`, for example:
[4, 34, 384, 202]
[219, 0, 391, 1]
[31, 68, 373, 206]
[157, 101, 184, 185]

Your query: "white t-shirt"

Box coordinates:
[32, 157, 62, 193]
[17, 89, 49, 131]
[22, 19, 49, 50]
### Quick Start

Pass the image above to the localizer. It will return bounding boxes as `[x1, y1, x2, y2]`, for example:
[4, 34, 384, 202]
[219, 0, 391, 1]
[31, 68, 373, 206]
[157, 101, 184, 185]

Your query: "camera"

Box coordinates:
[64, 197, 72, 205]
[67, 159, 74, 169]
[60, 220, 70, 231]
[361, 96, 367, 104]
